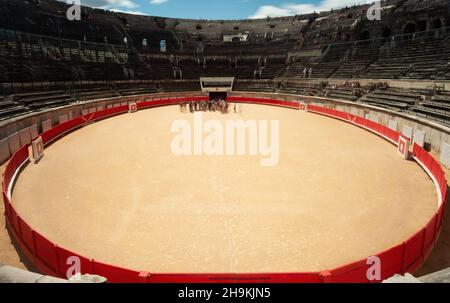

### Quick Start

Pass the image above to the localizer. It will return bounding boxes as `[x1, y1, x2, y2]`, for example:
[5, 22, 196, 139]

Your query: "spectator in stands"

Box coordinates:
[352, 89, 362, 98]
[47, 49, 54, 62]
[303, 68, 307, 78]
[308, 68, 313, 78]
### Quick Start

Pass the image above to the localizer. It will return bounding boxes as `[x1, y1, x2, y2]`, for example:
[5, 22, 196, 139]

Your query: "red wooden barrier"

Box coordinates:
[18, 216, 35, 263]
[230, 273, 323, 284]
[436, 205, 445, 235]
[10, 206, 21, 239]
[42, 117, 85, 145]
[3, 145, 29, 193]
[41, 106, 131, 146]
[34, 231, 59, 276]
[1, 101, 447, 283]
[423, 215, 438, 257]
[87, 105, 128, 122]
[328, 260, 370, 283]
[402, 230, 425, 273]
[93, 260, 147, 283]
[228, 97, 299, 110]
[2, 191, 11, 221]
[147, 272, 322, 284]
[377, 245, 405, 281]
[148, 274, 230, 284]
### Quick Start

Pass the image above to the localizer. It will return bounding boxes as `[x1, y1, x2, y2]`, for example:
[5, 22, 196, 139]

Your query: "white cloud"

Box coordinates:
[250, 0, 369, 19]
[110, 8, 145, 15]
[150, 0, 169, 4]
[79, 0, 139, 9]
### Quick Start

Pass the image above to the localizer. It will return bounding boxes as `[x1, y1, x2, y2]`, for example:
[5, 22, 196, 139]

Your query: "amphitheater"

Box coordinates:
[0, 0, 450, 283]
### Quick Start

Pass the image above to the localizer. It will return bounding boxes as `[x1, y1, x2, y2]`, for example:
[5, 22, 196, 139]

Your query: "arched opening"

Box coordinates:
[382, 27, 392, 38]
[358, 30, 371, 41]
[403, 23, 416, 39]
[431, 19, 442, 29]
[417, 20, 427, 32]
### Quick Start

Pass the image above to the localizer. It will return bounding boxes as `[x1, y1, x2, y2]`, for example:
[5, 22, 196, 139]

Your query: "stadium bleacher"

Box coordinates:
[0, 0, 448, 127]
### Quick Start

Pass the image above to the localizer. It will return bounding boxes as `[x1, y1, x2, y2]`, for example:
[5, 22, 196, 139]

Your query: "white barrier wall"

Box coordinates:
[8, 132, 20, 155]
[388, 120, 398, 131]
[402, 125, 414, 141]
[59, 114, 69, 124]
[19, 128, 31, 146]
[42, 119, 52, 132]
[441, 143, 450, 168]
[0, 138, 10, 164]
[413, 130, 426, 148]
[30, 124, 38, 140]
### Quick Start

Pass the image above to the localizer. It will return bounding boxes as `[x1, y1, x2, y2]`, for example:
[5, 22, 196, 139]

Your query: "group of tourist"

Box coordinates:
[181, 98, 229, 114]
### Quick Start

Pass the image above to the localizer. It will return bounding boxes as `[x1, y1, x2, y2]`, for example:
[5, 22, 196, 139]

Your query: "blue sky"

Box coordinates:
[78, 0, 367, 19]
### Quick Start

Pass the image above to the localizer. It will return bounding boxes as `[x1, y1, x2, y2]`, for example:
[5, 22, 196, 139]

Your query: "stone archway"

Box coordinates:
[431, 19, 442, 30]
[403, 23, 416, 39]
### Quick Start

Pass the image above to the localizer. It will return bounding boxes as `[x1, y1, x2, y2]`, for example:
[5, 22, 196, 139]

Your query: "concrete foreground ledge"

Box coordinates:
[418, 268, 450, 283]
[2, 263, 450, 283]
[384, 268, 450, 283]
[0, 264, 106, 283]
[383, 274, 422, 283]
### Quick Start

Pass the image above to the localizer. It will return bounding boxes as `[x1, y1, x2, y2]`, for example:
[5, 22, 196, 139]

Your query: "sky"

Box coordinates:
[74, 0, 369, 19]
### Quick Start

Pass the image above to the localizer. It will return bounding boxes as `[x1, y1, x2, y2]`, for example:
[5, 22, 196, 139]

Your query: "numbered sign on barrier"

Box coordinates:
[32, 136, 44, 163]
[398, 136, 410, 160]
[129, 102, 138, 113]
[299, 103, 307, 111]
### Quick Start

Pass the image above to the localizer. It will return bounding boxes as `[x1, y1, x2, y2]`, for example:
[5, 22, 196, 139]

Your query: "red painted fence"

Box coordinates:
[2, 98, 447, 283]
[228, 96, 300, 110]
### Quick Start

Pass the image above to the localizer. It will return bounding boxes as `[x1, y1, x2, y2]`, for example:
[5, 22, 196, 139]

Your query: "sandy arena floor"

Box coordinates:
[11, 104, 437, 274]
